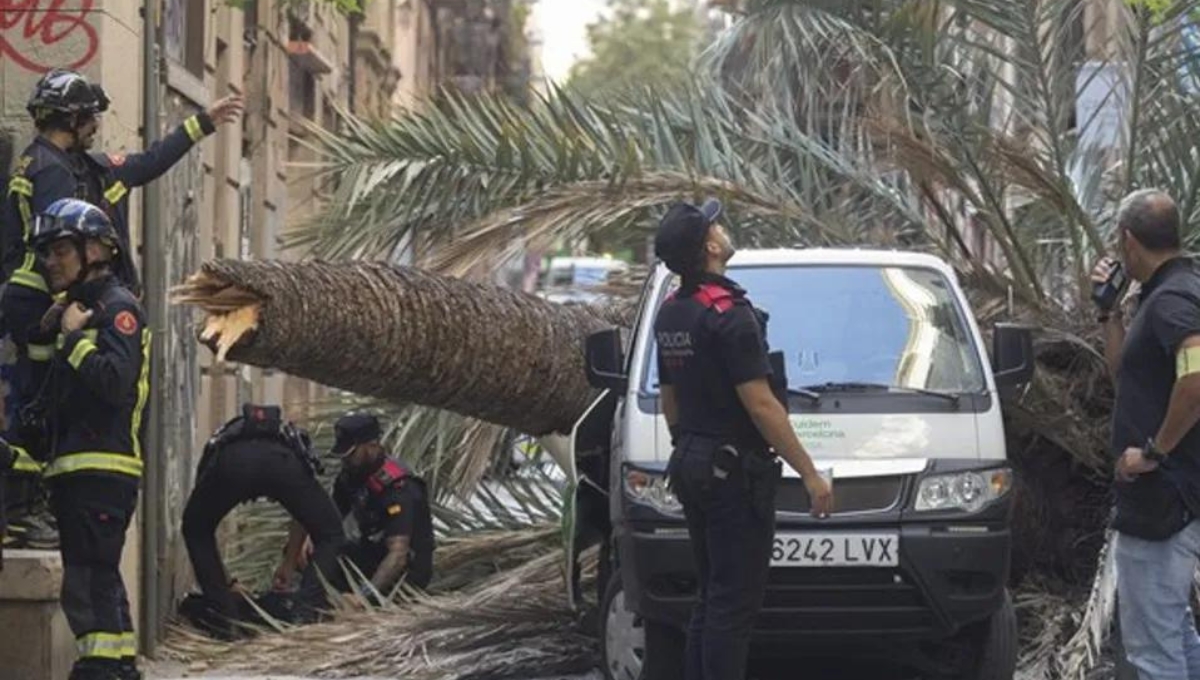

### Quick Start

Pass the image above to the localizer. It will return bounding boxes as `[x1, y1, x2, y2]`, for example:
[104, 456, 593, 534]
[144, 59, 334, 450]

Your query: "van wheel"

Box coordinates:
[959, 589, 1018, 680]
[601, 571, 645, 680]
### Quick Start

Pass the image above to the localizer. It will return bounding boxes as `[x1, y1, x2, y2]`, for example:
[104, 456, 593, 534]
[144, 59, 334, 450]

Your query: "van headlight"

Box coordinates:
[915, 468, 1013, 513]
[624, 469, 683, 514]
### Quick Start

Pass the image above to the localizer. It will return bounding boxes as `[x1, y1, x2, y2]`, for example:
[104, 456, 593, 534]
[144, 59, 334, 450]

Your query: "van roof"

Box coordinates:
[721, 247, 956, 275]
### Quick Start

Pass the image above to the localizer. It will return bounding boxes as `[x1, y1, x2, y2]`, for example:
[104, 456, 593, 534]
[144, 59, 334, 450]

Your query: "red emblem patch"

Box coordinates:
[114, 310, 138, 336]
[107, 153, 126, 167]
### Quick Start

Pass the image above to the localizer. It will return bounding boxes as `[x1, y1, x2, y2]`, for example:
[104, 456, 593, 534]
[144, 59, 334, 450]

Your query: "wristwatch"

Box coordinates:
[1145, 437, 1167, 463]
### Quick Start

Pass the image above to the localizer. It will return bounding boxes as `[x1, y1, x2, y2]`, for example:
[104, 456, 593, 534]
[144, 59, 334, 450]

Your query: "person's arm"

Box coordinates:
[715, 305, 833, 516]
[368, 484, 419, 592]
[58, 301, 144, 407]
[109, 96, 243, 187]
[1118, 292, 1200, 479]
[1091, 258, 1127, 377]
[273, 519, 309, 590]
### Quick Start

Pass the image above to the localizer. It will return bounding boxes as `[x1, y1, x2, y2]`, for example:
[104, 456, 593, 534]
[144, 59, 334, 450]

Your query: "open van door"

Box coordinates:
[561, 389, 619, 609]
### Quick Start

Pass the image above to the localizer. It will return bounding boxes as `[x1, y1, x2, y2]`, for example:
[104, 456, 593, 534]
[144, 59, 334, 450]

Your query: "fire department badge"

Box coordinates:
[114, 310, 138, 336]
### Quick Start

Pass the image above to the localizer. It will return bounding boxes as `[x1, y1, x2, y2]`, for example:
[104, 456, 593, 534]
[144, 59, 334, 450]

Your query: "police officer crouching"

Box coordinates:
[308, 412, 434, 599]
[180, 404, 345, 636]
[29, 198, 149, 680]
[652, 199, 833, 680]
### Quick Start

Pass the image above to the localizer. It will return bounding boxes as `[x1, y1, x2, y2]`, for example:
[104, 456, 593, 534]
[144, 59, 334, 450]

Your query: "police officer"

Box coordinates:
[181, 404, 346, 635]
[1, 69, 242, 548]
[652, 199, 833, 680]
[29, 198, 149, 680]
[277, 412, 434, 601]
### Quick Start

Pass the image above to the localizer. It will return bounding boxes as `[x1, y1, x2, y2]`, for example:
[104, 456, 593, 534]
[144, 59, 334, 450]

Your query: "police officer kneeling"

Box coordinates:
[181, 404, 345, 635]
[276, 412, 434, 601]
[29, 199, 149, 680]
[652, 199, 833, 680]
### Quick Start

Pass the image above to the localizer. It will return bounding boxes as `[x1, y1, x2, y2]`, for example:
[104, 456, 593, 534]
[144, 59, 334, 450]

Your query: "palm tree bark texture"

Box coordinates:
[171, 259, 628, 437]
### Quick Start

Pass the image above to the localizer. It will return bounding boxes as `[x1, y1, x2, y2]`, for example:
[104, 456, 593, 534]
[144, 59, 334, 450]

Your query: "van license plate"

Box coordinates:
[771, 533, 899, 567]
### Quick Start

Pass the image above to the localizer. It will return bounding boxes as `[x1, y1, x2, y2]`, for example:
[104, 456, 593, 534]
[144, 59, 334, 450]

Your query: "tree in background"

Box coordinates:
[567, 0, 702, 97]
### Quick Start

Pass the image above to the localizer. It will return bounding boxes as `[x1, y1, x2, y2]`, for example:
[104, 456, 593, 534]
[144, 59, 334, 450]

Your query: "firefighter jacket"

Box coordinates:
[38, 274, 150, 480]
[2, 112, 217, 297]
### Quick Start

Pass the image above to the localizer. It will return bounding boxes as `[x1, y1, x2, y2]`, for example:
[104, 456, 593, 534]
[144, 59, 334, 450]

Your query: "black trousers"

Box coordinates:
[667, 437, 780, 680]
[181, 442, 344, 622]
[50, 474, 139, 665]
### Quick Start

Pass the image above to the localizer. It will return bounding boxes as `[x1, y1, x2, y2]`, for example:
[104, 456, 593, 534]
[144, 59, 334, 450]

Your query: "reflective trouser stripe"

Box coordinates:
[77, 631, 136, 659]
[44, 453, 142, 479]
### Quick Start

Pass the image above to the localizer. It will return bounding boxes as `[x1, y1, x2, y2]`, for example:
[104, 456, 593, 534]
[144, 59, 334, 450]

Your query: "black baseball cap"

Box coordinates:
[654, 198, 722, 275]
[331, 412, 382, 456]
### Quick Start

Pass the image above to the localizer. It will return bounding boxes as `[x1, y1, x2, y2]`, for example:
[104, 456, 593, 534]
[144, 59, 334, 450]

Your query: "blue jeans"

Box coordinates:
[1117, 520, 1200, 680]
[668, 438, 778, 680]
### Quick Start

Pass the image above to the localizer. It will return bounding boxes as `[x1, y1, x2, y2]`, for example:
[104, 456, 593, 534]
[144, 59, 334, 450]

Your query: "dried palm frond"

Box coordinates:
[161, 548, 600, 680]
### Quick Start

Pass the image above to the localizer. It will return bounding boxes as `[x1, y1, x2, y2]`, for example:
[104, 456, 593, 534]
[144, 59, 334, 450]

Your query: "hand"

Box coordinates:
[1091, 257, 1119, 286]
[1116, 446, 1160, 482]
[206, 95, 244, 125]
[271, 563, 294, 591]
[40, 301, 67, 333]
[804, 473, 834, 518]
[61, 303, 92, 333]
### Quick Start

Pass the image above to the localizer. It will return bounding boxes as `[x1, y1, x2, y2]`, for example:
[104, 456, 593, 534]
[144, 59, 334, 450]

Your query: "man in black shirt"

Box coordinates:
[277, 412, 434, 601]
[1092, 189, 1200, 679]
[653, 198, 832, 680]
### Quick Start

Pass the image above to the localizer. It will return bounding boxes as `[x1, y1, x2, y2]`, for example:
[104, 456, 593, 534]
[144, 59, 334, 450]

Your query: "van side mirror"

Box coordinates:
[585, 328, 628, 392]
[991, 323, 1035, 390]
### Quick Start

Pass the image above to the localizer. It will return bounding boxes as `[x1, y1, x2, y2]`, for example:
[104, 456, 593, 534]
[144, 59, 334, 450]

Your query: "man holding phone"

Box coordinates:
[1091, 188, 1200, 679]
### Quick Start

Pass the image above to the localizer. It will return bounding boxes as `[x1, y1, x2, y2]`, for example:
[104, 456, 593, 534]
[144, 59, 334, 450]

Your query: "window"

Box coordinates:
[644, 265, 986, 394]
[164, 0, 206, 77]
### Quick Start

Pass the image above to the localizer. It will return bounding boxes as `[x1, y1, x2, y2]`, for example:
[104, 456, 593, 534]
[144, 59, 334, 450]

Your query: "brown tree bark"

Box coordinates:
[172, 259, 629, 436]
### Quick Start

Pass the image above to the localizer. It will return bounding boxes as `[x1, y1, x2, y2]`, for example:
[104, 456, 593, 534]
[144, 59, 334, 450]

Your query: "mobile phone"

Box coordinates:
[1092, 261, 1128, 311]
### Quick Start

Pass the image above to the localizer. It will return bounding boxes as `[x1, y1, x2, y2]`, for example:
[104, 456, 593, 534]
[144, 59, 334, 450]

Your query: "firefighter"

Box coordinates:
[1, 68, 242, 549]
[29, 198, 149, 680]
[180, 403, 345, 636]
[274, 412, 435, 603]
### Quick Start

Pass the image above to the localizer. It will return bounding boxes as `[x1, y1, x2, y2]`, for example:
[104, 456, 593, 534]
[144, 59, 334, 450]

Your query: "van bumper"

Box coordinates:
[617, 518, 1010, 648]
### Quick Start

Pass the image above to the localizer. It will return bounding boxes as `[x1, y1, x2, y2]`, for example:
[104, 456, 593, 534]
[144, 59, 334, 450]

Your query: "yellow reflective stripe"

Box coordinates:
[67, 338, 97, 370]
[131, 328, 151, 461]
[44, 452, 143, 479]
[1179, 346, 1200, 378]
[103, 181, 127, 204]
[11, 446, 43, 473]
[77, 632, 127, 660]
[27, 343, 53, 361]
[9, 267, 48, 292]
[8, 176, 32, 197]
[16, 192, 32, 242]
[184, 115, 204, 142]
[56, 328, 98, 350]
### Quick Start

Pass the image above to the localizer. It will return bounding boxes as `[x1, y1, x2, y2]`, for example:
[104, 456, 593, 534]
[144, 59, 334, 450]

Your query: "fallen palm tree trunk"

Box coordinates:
[171, 259, 629, 436]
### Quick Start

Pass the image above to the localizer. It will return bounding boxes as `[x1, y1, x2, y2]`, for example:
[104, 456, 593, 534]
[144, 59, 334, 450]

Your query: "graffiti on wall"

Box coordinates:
[0, 0, 99, 73]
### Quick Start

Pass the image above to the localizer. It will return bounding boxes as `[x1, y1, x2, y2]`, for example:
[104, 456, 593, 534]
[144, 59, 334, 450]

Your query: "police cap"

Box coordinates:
[331, 411, 382, 456]
[654, 198, 722, 276]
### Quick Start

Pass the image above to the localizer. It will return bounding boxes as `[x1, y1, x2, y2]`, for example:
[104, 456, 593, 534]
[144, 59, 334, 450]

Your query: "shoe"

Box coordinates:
[9, 509, 57, 549]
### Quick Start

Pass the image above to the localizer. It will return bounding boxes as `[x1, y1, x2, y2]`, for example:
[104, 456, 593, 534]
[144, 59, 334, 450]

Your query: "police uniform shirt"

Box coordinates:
[655, 273, 773, 450]
[332, 467, 423, 543]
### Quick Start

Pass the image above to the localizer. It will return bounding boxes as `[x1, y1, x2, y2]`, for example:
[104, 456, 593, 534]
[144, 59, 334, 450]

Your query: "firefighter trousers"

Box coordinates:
[182, 443, 344, 623]
[50, 474, 139, 665]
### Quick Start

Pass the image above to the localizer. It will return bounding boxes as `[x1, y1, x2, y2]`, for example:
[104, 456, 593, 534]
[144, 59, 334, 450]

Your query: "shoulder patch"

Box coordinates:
[114, 310, 138, 336]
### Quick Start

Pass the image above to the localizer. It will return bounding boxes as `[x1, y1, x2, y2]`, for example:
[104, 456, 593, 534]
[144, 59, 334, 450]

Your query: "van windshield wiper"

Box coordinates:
[786, 386, 821, 403]
[800, 381, 960, 404]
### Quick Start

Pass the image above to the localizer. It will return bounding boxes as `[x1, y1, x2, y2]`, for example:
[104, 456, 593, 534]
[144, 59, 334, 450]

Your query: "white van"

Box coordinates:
[569, 248, 1034, 680]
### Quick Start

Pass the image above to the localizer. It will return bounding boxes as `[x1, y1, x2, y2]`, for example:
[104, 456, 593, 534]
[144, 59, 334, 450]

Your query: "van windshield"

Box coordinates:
[643, 264, 986, 395]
